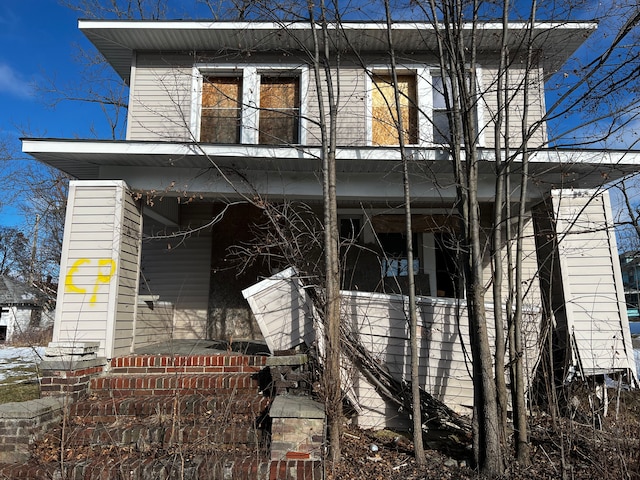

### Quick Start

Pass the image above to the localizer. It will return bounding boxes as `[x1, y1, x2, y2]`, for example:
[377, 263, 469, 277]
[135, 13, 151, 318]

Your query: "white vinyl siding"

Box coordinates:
[138, 203, 213, 340]
[53, 180, 142, 359]
[481, 63, 546, 148]
[243, 271, 543, 429]
[113, 193, 143, 355]
[241, 267, 316, 353]
[134, 301, 174, 349]
[127, 53, 194, 142]
[126, 53, 546, 148]
[552, 189, 636, 378]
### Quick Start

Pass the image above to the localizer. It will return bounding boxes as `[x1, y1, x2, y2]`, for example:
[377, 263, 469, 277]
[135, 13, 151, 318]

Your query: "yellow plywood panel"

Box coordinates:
[260, 77, 298, 109]
[202, 77, 241, 109]
[371, 75, 417, 145]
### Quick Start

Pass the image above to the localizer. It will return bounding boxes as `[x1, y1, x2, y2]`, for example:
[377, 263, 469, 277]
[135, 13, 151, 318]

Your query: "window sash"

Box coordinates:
[259, 76, 300, 145]
[432, 75, 452, 144]
[201, 76, 242, 144]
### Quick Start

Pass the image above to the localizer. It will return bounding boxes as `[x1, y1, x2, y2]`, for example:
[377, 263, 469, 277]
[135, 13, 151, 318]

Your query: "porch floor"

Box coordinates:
[133, 338, 271, 356]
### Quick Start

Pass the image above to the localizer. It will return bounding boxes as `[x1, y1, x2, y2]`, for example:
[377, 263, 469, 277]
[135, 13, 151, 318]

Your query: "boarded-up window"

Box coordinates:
[259, 76, 300, 145]
[201, 76, 242, 143]
[372, 75, 418, 145]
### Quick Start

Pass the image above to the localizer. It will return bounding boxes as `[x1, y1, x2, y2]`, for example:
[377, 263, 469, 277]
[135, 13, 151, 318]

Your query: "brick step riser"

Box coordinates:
[108, 365, 264, 375]
[110, 354, 267, 370]
[69, 395, 271, 419]
[0, 455, 272, 480]
[89, 374, 261, 397]
[42, 423, 263, 449]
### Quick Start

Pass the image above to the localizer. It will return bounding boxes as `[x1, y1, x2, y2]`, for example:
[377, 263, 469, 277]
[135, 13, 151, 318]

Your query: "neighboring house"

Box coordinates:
[0, 276, 55, 343]
[22, 21, 639, 427]
[619, 251, 640, 322]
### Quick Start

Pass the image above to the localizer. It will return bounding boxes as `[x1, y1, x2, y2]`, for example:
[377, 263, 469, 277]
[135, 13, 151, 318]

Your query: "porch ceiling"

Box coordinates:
[22, 138, 640, 199]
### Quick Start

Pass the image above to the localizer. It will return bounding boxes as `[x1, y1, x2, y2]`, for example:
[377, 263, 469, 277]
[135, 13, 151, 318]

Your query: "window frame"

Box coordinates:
[200, 75, 244, 144]
[257, 74, 301, 145]
[430, 68, 484, 146]
[366, 66, 429, 147]
[365, 65, 483, 147]
[192, 64, 308, 145]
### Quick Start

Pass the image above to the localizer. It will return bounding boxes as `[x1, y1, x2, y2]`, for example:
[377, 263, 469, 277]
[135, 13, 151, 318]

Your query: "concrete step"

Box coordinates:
[69, 393, 270, 421]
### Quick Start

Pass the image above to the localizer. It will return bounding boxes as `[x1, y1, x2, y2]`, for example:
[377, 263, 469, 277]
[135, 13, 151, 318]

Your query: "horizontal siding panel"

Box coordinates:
[73, 188, 120, 199]
[68, 226, 117, 237]
[63, 249, 119, 260]
[128, 54, 193, 141]
[72, 197, 117, 208]
[564, 264, 616, 275]
[70, 205, 118, 216]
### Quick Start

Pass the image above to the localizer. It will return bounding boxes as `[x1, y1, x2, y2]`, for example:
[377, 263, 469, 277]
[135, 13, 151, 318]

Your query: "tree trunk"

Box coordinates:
[307, 2, 343, 463]
[383, 0, 426, 465]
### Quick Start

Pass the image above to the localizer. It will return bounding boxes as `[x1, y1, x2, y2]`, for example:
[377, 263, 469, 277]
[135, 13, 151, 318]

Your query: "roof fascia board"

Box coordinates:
[21, 138, 640, 166]
[78, 19, 598, 32]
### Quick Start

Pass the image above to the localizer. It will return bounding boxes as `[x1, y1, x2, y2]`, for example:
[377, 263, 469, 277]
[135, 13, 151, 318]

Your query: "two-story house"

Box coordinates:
[23, 20, 639, 426]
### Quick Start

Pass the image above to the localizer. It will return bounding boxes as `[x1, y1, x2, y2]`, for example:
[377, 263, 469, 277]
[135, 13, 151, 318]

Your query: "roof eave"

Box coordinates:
[78, 20, 598, 82]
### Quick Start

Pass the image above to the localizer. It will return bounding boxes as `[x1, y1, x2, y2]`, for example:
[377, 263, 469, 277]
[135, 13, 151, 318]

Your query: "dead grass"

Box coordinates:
[9, 327, 53, 348]
[0, 380, 40, 404]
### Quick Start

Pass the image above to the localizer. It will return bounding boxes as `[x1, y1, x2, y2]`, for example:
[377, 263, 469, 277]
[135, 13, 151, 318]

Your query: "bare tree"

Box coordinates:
[381, 0, 427, 464]
[0, 227, 30, 278]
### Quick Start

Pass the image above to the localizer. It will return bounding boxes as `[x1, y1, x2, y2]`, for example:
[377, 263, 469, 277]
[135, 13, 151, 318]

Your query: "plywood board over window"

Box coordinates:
[372, 75, 418, 145]
[201, 76, 242, 143]
[259, 76, 300, 145]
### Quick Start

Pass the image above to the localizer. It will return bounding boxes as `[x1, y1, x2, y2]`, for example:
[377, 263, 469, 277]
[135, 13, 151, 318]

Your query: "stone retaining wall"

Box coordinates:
[0, 397, 65, 463]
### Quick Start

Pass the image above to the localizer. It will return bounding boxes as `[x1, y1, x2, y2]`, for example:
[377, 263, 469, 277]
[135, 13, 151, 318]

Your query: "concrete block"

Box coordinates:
[269, 396, 324, 420]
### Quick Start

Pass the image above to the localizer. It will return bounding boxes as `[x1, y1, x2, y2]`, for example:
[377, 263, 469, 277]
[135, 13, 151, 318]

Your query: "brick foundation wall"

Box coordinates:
[270, 417, 324, 461]
[269, 459, 323, 479]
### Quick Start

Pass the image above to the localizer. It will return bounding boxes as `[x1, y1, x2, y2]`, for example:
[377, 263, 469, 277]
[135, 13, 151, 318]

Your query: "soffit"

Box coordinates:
[79, 20, 597, 82]
[22, 138, 640, 194]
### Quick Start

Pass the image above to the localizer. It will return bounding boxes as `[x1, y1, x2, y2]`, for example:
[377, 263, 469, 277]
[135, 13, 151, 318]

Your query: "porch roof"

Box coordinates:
[22, 138, 640, 201]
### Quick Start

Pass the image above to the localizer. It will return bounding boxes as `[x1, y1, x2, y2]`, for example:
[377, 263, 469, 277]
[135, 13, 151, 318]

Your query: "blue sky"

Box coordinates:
[0, 0, 110, 226]
[0, 0, 104, 141]
[1, 0, 638, 229]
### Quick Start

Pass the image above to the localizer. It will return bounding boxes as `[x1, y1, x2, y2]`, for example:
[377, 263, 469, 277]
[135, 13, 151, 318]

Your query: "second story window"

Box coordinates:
[432, 74, 452, 144]
[201, 76, 242, 143]
[259, 76, 300, 145]
[371, 74, 418, 146]
[432, 73, 479, 145]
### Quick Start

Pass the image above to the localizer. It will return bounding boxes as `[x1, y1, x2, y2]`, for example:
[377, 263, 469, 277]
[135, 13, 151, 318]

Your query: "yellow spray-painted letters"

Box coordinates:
[65, 258, 117, 304]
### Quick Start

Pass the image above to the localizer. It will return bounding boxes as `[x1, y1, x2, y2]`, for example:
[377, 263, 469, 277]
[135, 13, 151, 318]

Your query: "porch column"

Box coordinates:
[540, 189, 637, 382]
[50, 180, 143, 359]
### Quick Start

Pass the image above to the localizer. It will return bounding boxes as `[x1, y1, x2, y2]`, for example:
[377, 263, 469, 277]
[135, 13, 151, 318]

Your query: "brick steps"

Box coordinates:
[68, 393, 270, 420]
[0, 352, 280, 479]
[0, 352, 324, 479]
[0, 451, 271, 479]
[90, 372, 261, 397]
[41, 413, 264, 450]
[109, 353, 267, 373]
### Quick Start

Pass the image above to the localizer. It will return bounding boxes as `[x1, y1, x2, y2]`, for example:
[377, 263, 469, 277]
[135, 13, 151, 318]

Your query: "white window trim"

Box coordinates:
[191, 63, 308, 145]
[365, 65, 429, 147]
[430, 66, 485, 147]
[365, 65, 484, 147]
